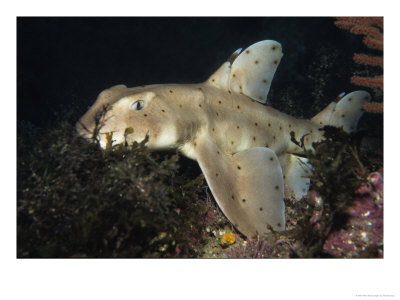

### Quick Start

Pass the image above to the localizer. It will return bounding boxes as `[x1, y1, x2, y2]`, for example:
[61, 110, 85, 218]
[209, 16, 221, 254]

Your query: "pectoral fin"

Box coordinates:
[195, 135, 286, 238]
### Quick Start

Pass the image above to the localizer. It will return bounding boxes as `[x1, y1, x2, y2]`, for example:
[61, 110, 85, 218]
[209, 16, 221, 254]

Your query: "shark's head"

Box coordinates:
[76, 84, 203, 149]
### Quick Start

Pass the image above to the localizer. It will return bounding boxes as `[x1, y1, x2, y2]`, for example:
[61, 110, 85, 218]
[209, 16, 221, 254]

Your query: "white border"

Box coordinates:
[2, 1, 399, 299]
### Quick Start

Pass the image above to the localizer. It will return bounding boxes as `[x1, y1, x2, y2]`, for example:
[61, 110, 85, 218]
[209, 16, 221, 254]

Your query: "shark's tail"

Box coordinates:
[310, 91, 371, 133]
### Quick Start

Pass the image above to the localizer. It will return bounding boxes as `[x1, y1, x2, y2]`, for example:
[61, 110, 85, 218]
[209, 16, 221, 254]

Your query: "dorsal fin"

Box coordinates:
[311, 91, 371, 133]
[207, 40, 283, 103]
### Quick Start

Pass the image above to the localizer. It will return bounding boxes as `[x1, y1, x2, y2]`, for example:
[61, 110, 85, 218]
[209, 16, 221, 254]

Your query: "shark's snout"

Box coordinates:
[76, 105, 108, 139]
[75, 120, 93, 140]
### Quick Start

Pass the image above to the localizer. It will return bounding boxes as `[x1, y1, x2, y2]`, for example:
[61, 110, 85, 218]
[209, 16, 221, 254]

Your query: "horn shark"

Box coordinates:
[76, 40, 371, 238]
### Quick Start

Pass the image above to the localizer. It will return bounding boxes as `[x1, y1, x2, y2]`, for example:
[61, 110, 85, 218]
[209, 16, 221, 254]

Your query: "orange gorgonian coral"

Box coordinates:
[335, 17, 383, 52]
[335, 17, 383, 113]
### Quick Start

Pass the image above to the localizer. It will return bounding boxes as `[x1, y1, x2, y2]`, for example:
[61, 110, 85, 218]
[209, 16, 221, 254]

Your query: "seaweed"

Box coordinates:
[284, 126, 382, 257]
[17, 116, 382, 258]
[17, 119, 210, 258]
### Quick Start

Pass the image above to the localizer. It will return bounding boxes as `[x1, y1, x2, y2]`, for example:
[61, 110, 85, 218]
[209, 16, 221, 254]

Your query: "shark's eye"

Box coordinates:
[130, 100, 145, 111]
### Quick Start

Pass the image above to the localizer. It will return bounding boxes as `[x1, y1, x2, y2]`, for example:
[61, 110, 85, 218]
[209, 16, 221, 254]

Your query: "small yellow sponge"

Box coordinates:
[221, 232, 236, 247]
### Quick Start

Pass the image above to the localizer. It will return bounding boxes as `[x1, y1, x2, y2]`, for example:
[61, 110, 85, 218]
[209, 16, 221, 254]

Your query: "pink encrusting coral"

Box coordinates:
[226, 238, 273, 258]
[322, 171, 383, 257]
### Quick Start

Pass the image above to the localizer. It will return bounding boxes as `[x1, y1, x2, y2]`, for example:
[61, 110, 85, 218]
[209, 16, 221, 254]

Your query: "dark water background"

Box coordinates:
[17, 17, 374, 127]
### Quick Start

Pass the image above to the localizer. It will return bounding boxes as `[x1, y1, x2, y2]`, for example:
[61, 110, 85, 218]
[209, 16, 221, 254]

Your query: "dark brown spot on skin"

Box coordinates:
[232, 195, 235, 200]
[268, 123, 271, 127]
[218, 100, 222, 104]
[342, 114, 345, 118]
[259, 207, 263, 211]
[237, 166, 241, 170]
[255, 60, 259, 64]
[310, 129, 313, 133]
[289, 124, 292, 128]
[161, 109, 165, 112]
[277, 223, 281, 227]
[263, 79, 268, 84]
[212, 128, 215, 132]
[216, 173, 219, 177]
[279, 126, 282, 130]
[320, 122, 323, 125]
[253, 136, 256, 141]
[144, 114, 148, 117]
[275, 185, 279, 190]
[169, 90, 173, 93]
[198, 87, 202, 90]
[233, 74, 236, 77]
[237, 105, 240, 109]
[194, 142, 197, 147]
[237, 125, 240, 129]
[239, 85, 242, 90]
[273, 136, 276, 140]
[271, 45, 276, 51]
[255, 122, 258, 126]
[242, 199, 246, 203]
[258, 96, 263, 100]
[211, 78, 215, 82]
[283, 175, 286, 179]
[228, 90, 231, 94]
[199, 104, 202, 108]
[179, 104, 182, 108]
[246, 50, 250, 54]
[273, 60, 278, 65]
[348, 97, 352, 101]
[216, 112, 219, 116]
[217, 151, 220, 155]
[266, 144, 269, 147]
[231, 141, 234, 145]
[270, 157, 274, 161]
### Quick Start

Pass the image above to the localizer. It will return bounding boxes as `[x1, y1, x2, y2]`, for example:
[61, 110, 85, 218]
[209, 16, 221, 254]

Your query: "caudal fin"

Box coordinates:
[311, 91, 371, 133]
